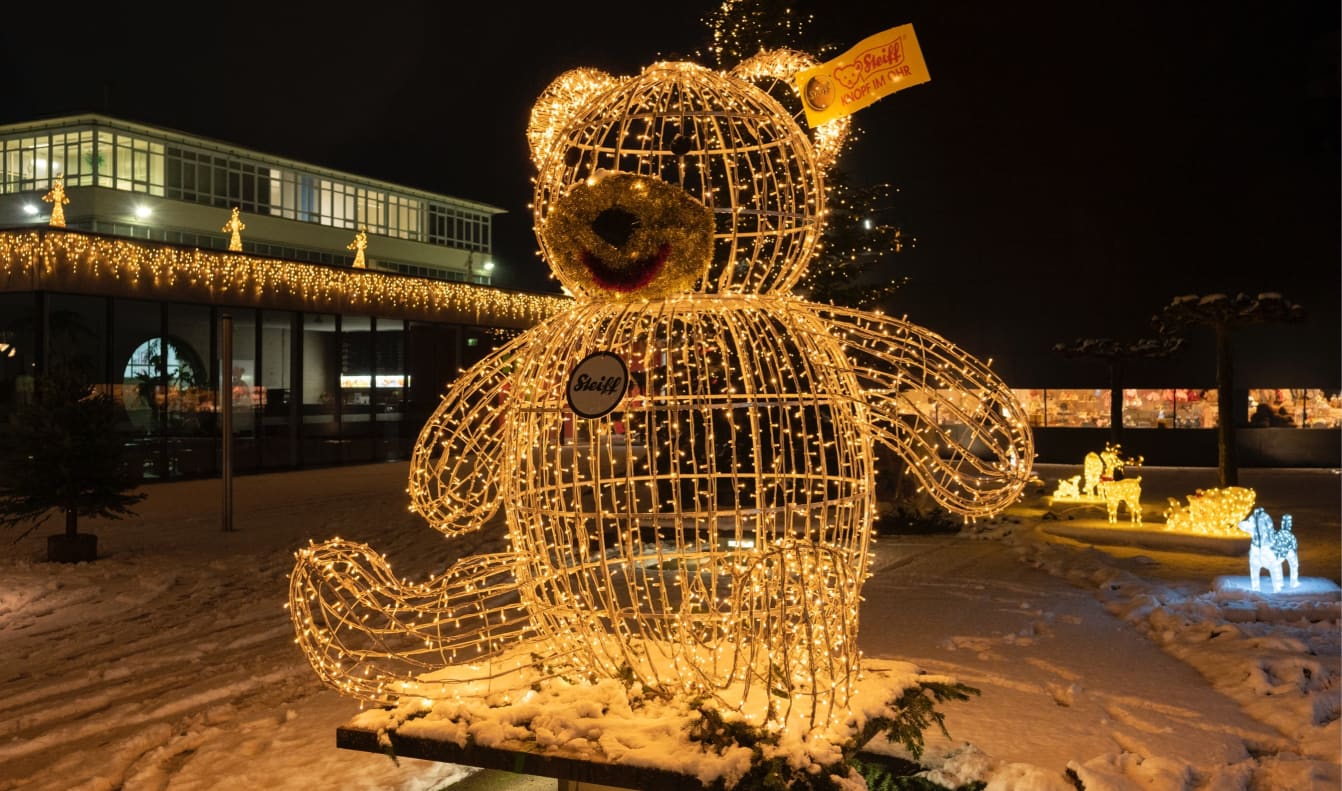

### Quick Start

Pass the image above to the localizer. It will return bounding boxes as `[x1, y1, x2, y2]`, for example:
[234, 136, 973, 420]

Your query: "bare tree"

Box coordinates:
[1152, 292, 1306, 486]
[1052, 336, 1185, 444]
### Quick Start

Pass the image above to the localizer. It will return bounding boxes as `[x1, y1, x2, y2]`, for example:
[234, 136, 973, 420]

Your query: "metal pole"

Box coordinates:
[221, 313, 234, 532]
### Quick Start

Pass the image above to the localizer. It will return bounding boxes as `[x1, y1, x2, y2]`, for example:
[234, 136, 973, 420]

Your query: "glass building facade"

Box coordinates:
[0, 279, 537, 481]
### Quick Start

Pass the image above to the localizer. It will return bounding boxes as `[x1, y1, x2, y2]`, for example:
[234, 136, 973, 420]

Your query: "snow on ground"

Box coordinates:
[0, 461, 1337, 790]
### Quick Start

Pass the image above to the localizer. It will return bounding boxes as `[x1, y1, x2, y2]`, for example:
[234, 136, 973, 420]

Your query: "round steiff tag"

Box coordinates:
[566, 351, 629, 419]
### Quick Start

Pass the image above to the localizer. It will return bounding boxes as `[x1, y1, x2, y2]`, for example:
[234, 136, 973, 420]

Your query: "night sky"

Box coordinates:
[1, 1, 1337, 385]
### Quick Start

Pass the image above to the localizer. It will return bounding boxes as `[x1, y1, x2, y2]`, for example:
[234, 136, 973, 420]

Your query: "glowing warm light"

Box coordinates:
[0, 231, 569, 327]
[729, 48, 851, 172]
[1050, 443, 1141, 504]
[1098, 476, 1143, 525]
[1164, 486, 1256, 536]
[42, 179, 69, 228]
[290, 55, 1033, 730]
[1051, 474, 1083, 499]
[1238, 506, 1299, 593]
[134, 205, 152, 219]
[348, 226, 368, 269]
[222, 206, 246, 251]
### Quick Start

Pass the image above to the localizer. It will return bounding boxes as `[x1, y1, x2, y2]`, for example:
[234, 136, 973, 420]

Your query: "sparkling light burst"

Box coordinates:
[290, 57, 1033, 730]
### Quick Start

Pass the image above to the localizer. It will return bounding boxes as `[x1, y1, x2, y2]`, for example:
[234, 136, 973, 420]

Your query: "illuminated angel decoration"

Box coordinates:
[290, 54, 1033, 729]
[348, 226, 368, 268]
[222, 206, 245, 251]
[42, 178, 70, 228]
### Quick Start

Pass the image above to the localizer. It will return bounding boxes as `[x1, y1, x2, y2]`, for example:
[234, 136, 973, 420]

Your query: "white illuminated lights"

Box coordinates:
[289, 55, 1033, 732]
[1238, 506, 1300, 593]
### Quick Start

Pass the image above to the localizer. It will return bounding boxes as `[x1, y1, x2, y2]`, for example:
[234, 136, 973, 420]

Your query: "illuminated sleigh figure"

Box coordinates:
[1238, 507, 1299, 593]
[289, 55, 1032, 728]
[1163, 486, 1256, 536]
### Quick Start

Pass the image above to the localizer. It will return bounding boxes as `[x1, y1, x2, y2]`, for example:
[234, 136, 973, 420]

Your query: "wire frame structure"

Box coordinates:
[532, 61, 828, 298]
[729, 48, 851, 172]
[290, 57, 1034, 731]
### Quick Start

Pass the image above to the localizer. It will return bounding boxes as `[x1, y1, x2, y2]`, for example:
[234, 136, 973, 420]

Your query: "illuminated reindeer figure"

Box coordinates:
[1237, 507, 1299, 593]
[1097, 476, 1142, 525]
[1081, 452, 1103, 497]
[1081, 443, 1139, 498]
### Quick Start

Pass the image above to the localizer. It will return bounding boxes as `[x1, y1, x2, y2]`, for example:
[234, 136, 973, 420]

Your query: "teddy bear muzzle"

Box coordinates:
[543, 171, 714, 299]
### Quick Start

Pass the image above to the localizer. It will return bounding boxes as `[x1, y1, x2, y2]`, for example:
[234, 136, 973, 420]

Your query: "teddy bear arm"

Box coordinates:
[816, 304, 1035, 518]
[407, 331, 531, 535]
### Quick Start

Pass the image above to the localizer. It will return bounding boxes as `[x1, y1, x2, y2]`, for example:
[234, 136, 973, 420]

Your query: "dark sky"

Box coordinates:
[2, 1, 1337, 384]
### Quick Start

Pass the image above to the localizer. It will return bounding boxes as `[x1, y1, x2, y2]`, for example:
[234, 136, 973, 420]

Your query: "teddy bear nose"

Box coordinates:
[591, 207, 639, 248]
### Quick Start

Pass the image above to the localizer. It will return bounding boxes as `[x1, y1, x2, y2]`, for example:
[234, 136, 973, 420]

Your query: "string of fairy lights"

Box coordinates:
[0, 230, 570, 326]
[1164, 486, 1257, 537]
[289, 56, 1033, 732]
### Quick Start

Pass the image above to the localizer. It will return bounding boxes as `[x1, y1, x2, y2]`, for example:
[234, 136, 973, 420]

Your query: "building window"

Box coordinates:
[357, 187, 386, 233]
[1045, 389, 1110, 428]
[1171, 388, 1217, 429]
[1249, 388, 1342, 428]
[1121, 389, 1174, 429]
[427, 203, 492, 251]
[111, 133, 165, 195]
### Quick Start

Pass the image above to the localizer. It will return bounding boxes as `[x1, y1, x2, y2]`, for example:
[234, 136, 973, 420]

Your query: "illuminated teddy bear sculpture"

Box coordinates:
[290, 54, 1033, 728]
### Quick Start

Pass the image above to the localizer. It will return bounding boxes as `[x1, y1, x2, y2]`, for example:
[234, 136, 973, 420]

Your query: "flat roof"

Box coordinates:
[0, 113, 506, 217]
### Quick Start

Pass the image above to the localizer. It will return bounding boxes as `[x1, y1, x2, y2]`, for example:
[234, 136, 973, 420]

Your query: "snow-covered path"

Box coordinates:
[0, 462, 1337, 790]
[0, 464, 490, 791]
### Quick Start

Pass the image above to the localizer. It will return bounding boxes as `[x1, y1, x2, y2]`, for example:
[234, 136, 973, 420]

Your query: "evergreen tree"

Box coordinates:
[798, 171, 911, 310]
[0, 367, 145, 561]
[700, 0, 828, 71]
[697, 0, 911, 311]
[1152, 292, 1305, 486]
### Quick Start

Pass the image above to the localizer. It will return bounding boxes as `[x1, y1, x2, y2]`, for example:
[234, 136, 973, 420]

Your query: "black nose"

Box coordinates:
[591, 207, 639, 248]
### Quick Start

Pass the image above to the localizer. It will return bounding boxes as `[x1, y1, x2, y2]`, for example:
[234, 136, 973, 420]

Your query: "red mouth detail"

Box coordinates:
[581, 243, 671, 292]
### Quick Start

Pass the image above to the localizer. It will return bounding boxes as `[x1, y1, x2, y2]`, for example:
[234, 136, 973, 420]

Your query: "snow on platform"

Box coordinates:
[1212, 575, 1342, 597]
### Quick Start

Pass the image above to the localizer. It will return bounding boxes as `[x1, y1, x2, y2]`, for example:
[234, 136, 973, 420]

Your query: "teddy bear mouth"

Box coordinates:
[579, 207, 672, 291]
[543, 171, 713, 298]
[580, 243, 672, 291]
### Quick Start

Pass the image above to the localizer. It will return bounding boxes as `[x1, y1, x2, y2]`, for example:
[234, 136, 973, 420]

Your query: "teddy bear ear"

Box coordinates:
[527, 68, 622, 169]
[730, 49, 850, 172]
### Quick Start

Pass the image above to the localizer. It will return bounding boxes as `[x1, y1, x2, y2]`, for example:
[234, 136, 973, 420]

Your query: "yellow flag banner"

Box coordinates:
[795, 23, 931, 128]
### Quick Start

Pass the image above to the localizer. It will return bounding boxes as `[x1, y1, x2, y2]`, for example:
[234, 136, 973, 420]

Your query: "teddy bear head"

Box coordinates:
[528, 54, 847, 300]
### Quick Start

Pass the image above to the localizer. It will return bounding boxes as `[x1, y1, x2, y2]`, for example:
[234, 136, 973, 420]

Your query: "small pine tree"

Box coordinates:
[0, 367, 145, 561]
